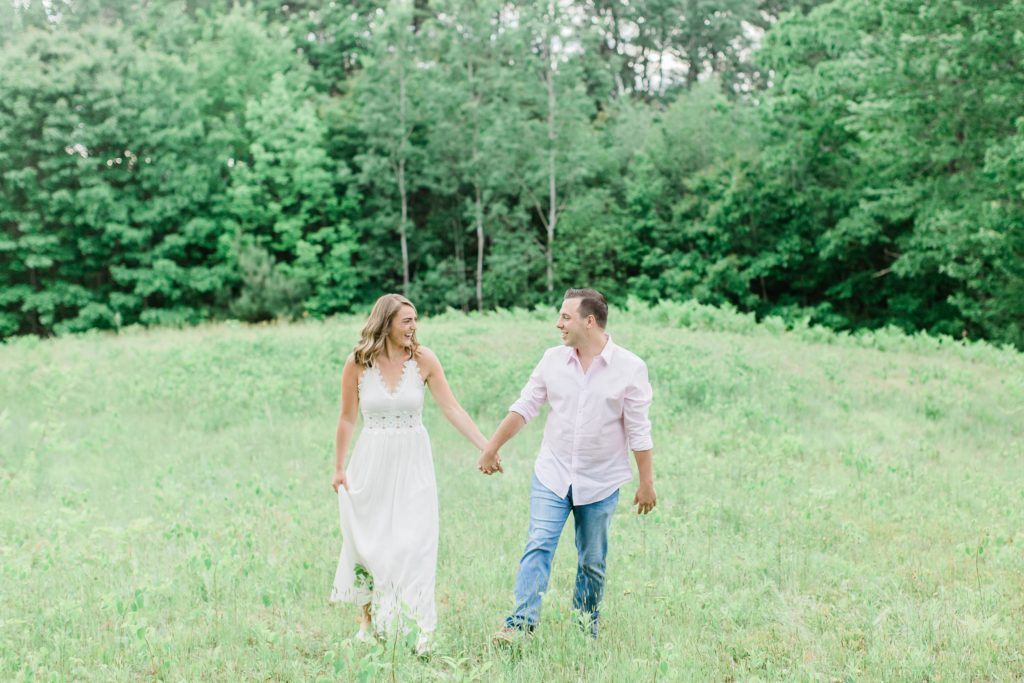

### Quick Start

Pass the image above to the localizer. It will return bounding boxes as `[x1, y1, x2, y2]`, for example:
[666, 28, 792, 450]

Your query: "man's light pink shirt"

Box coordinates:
[509, 336, 653, 506]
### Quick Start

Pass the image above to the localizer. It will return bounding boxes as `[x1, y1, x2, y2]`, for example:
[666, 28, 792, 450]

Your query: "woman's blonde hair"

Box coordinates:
[353, 294, 419, 367]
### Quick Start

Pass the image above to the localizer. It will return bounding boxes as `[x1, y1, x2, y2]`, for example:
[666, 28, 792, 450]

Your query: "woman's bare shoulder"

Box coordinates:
[342, 352, 362, 374]
[414, 346, 441, 370]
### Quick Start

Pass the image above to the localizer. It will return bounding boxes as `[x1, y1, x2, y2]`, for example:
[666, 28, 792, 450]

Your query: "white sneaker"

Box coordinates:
[414, 633, 431, 656]
[354, 627, 375, 644]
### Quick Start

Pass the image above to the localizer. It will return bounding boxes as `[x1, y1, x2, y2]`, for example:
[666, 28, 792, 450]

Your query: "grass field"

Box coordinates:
[1, 304, 1023, 681]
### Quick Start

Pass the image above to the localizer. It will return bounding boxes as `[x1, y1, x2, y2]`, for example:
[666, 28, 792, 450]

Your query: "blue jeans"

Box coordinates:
[506, 474, 619, 634]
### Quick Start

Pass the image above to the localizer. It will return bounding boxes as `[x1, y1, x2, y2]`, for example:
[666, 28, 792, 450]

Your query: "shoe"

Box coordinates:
[354, 627, 375, 644]
[576, 615, 599, 640]
[414, 633, 431, 657]
[492, 625, 529, 646]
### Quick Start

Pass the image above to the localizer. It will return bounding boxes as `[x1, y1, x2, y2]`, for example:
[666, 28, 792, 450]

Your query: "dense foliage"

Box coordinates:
[1, 0, 1022, 346]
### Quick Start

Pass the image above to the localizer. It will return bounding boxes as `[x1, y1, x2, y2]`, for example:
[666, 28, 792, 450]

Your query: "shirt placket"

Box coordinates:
[571, 360, 586, 488]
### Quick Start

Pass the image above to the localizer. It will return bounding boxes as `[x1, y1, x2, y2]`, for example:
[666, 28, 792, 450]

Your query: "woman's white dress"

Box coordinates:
[330, 358, 438, 636]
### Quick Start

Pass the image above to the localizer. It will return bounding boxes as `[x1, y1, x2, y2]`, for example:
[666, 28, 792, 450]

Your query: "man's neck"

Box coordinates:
[574, 332, 608, 365]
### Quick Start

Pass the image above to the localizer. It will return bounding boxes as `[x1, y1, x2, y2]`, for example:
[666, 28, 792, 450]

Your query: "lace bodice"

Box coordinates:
[358, 358, 425, 431]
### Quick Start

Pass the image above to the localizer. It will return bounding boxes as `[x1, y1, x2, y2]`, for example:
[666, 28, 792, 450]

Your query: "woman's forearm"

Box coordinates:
[443, 405, 488, 450]
[335, 418, 356, 471]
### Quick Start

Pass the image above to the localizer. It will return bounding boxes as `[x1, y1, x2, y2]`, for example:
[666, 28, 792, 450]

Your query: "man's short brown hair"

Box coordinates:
[564, 288, 608, 328]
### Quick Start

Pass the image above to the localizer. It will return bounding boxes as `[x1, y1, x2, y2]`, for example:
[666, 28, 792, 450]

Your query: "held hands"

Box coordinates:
[477, 448, 504, 475]
[633, 481, 656, 514]
[332, 469, 349, 493]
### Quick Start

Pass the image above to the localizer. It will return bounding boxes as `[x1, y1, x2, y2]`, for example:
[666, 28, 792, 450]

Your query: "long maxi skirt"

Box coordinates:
[330, 424, 439, 636]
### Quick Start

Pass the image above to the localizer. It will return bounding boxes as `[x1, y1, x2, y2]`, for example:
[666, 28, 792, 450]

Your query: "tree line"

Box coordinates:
[1, 0, 1021, 348]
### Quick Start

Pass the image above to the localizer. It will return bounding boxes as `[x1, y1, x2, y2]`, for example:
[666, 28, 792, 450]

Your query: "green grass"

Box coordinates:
[1, 306, 1023, 681]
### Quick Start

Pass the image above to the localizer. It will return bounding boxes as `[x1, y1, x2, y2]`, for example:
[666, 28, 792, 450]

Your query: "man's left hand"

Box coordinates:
[634, 482, 656, 514]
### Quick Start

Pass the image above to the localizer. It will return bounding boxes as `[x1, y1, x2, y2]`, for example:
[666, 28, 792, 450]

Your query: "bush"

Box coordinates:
[229, 243, 309, 323]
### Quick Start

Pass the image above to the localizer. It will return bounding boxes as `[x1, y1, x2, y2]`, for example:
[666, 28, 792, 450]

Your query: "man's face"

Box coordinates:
[556, 298, 587, 347]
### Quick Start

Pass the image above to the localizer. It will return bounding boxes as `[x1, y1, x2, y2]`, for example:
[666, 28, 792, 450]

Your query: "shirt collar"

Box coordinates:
[567, 334, 615, 365]
[600, 335, 616, 364]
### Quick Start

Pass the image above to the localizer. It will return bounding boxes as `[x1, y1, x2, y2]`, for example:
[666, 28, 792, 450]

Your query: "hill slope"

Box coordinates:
[1, 308, 1022, 681]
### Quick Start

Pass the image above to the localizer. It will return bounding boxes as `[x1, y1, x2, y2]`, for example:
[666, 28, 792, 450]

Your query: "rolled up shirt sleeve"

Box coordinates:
[623, 362, 653, 452]
[509, 358, 548, 423]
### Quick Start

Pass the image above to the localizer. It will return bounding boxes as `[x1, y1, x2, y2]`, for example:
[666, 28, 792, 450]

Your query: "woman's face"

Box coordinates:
[388, 305, 417, 349]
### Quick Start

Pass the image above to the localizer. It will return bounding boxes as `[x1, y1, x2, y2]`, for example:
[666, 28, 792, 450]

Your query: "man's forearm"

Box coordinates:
[486, 412, 527, 453]
[632, 449, 656, 514]
[633, 449, 654, 484]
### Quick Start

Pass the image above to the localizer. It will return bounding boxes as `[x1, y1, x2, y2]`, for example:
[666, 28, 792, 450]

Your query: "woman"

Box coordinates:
[329, 294, 488, 652]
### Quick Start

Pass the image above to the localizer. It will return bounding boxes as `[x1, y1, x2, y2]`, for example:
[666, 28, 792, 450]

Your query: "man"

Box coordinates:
[478, 288, 656, 640]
